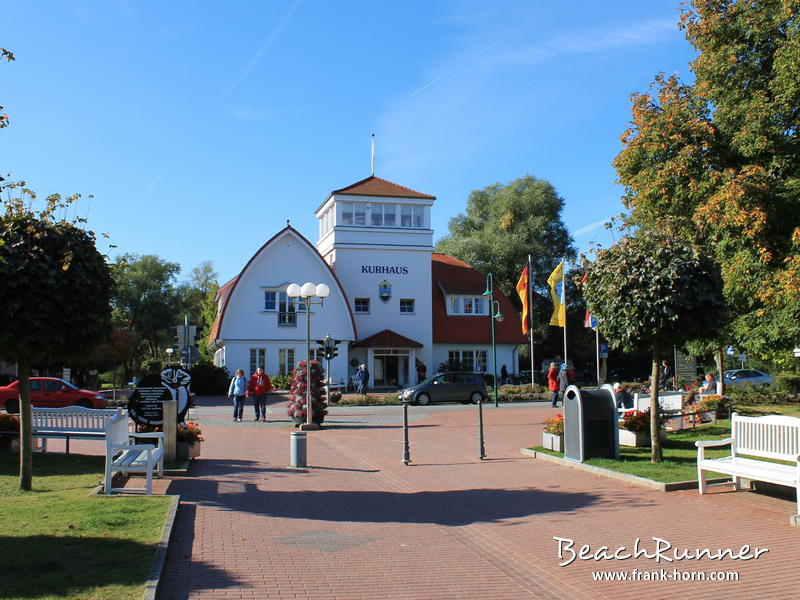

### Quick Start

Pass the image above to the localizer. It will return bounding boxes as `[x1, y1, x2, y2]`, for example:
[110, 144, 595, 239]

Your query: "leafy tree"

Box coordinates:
[111, 254, 181, 378]
[614, 0, 800, 365]
[0, 193, 113, 490]
[436, 175, 576, 344]
[582, 231, 725, 462]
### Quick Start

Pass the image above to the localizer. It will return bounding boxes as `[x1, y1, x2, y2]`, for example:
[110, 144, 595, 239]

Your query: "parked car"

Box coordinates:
[0, 378, 107, 413]
[504, 370, 546, 386]
[722, 369, 774, 388]
[398, 372, 486, 405]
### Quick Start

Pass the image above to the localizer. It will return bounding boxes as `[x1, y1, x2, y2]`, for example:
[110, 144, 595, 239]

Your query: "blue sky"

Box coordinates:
[2, 1, 697, 284]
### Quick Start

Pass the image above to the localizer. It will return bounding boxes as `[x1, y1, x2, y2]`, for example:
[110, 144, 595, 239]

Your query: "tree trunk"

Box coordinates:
[650, 343, 663, 463]
[18, 358, 32, 491]
[715, 347, 725, 395]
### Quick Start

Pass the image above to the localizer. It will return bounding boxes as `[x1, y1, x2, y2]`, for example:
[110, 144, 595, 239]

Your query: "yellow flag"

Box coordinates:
[515, 267, 530, 335]
[547, 261, 565, 327]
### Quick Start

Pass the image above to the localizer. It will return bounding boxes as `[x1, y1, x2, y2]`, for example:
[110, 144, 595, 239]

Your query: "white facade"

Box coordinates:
[214, 228, 356, 384]
[212, 176, 523, 388]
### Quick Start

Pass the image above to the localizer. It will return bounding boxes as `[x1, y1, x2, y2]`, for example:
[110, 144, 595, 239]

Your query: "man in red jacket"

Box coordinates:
[247, 367, 272, 422]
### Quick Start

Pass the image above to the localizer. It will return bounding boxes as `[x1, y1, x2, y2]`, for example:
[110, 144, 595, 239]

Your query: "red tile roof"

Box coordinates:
[351, 329, 423, 348]
[331, 176, 435, 199]
[432, 253, 526, 344]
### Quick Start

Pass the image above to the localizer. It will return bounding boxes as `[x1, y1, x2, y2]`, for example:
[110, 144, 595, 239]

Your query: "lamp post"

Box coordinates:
[482, 273, 504, 408]
[165, 347, 174, 364]
[287, 281, 330, 430]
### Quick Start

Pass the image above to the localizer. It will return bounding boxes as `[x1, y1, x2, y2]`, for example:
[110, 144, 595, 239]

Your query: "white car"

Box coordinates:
[723, 369, 774, 388]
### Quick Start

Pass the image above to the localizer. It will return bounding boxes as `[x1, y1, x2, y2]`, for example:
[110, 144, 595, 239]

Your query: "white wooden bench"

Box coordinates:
[32, 406, 123, 454]
[104, 412, 164, 495]
[696, 412, 800, 515]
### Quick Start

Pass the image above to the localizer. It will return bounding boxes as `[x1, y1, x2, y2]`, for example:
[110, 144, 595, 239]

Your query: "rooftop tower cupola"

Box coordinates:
[315, 175, 436, 263]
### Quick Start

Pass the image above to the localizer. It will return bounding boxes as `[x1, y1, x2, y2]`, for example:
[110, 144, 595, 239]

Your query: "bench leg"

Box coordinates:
[697, 466, 707, 494]
[732, 475, 741, 490]
[105, 469, 113, 495]
[145, 468, 153, 495]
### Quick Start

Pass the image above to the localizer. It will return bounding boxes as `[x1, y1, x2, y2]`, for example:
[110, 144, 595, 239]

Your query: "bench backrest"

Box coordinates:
[105, 411, 130, 451]
[731, 412, 800, 461]
[31, 406, 121, 432]
[632, 392, 683, 412]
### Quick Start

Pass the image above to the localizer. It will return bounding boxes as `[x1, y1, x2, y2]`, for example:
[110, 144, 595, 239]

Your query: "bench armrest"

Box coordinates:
[695, 438, 732, 448]
[131, 432, 165, 439]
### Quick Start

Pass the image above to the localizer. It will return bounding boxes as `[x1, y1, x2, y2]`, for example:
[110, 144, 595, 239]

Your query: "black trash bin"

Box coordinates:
[563, 384, 619, 462]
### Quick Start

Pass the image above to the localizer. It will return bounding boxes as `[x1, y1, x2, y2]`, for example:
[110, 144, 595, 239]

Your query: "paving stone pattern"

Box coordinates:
[152, 396, 800, 599]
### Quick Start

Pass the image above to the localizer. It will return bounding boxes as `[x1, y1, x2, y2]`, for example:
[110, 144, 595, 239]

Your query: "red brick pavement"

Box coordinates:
[155, 399, 800, 599]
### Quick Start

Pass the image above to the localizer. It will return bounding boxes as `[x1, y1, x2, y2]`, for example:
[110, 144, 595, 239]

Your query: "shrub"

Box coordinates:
[727, 385, 795, 406]
[189, 361, 230, 395]
[139, 356, 164, 376]
[775, 373, 800, 394]
[270, 374, 292, 390]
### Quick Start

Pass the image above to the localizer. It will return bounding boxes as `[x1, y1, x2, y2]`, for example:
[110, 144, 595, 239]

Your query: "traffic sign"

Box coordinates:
[599, 343, 608, 359]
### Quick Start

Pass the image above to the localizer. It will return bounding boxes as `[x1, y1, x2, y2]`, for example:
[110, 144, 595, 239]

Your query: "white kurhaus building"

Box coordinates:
[210, 176, 524, 387]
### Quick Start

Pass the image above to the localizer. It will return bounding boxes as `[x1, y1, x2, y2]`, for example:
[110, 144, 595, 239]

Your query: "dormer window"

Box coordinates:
[447, 295, 487, 316]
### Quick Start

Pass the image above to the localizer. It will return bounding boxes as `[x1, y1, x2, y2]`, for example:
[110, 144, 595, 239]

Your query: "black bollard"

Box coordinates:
[478, 396, 486, 460]
[402, 401, 411, 465]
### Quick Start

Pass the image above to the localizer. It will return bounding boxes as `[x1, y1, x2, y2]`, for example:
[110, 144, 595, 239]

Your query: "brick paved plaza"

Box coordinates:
[152, 396, 799, 599]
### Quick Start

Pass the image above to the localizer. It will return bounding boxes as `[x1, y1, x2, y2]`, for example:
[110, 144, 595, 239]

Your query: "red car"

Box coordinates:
[0, 377, 107, 413]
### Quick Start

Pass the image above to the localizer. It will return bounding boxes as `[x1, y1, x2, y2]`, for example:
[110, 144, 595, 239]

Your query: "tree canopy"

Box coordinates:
[583, 231, 725, 461]
[0, 193, 113, 489]
[435, 175, 575, 322]
[614, 0, 800, 364]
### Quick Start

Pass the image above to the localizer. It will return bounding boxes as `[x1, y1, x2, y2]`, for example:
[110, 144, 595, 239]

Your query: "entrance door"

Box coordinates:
[373, 357, 401, 386]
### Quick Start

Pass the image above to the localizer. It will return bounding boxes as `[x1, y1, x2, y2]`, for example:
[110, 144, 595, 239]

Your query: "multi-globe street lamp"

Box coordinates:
[286, 281, 330, 430]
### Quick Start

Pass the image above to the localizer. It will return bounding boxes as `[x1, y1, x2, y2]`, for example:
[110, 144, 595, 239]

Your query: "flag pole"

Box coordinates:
[595, 326, 601, 386]
[528, 254, 534, 388]
[562, 257, 567, 365]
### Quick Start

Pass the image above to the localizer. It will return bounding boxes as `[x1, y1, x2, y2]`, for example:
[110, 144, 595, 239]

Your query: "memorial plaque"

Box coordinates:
[128, 373, 172, 427]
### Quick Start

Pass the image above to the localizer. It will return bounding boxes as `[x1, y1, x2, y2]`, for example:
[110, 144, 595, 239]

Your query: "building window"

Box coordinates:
[447, 350, 487, 372]
[370, 203, 397, 227]
[354, 203, 366, 225]
[400, 299, 415, 314]
[250, 348, 266, 375]
[447, 296, 488, 316]
[354, 298, 370, 314]
[264, 291, 277, 311]
[279, 348, 295, 375]
[278, 292, 297, 326]
[342, 202, 353, 225]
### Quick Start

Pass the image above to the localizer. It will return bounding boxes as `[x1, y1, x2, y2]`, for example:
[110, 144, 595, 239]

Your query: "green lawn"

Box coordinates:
[0, 451, 172, 600]
[535, 421, 735, 483]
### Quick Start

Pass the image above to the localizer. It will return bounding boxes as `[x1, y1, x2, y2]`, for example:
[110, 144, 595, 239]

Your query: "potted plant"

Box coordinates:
[692, 394, 728, 421]
[286, 360, 328, 426]
[176, 421, 204, 459]
[618, 409, 666, 447]
[542, 413, 564, 452]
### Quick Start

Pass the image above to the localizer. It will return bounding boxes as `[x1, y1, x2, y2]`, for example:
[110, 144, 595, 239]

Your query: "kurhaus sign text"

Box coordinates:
[361, 265, 408, 274]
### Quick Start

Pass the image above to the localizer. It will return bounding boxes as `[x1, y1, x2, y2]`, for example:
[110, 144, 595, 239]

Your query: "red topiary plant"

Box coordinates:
[286, 360, 327, 425]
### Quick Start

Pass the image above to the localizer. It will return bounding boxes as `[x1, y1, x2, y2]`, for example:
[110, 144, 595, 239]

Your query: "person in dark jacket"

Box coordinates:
[355, 364, 370, 395]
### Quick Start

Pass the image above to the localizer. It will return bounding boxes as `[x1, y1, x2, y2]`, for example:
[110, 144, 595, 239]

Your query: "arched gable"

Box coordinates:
[214, 226, 357, 342]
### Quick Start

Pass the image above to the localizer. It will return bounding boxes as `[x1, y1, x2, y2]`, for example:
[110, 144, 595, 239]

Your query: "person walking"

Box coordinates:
[247, 367, 272, 422]
[355, 364, 370, 396]
[228, 369, 247, 422]
[557, 363, 575, 403]
[547, 362, 559, 407]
